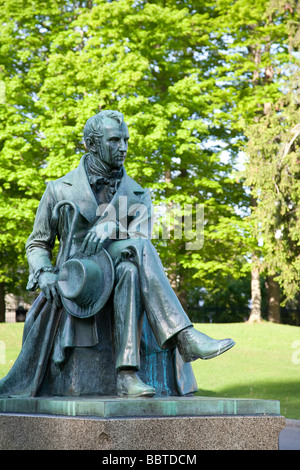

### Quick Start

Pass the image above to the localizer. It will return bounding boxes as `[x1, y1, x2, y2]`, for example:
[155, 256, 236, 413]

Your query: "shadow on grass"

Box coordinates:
[195, 380, 300, 420]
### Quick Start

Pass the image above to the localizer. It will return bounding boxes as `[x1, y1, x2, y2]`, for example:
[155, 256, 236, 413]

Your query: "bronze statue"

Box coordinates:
[0, 110, 235, 399]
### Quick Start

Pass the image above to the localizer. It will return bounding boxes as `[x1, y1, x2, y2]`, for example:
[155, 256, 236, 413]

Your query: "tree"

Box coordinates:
[0, 0, 249, 320]
[243, 0, 300, 311]
[245, 76, 300, 304]
[0, 0, 82, 320]
[212, 0, 300, 322]
[266, 275, 281, 323]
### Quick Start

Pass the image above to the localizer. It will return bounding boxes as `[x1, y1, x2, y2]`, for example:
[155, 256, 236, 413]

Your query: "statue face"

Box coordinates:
[98, 118, 130, 171]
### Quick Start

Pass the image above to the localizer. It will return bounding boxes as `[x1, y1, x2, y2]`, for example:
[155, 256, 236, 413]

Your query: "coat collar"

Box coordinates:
[60, 154, 146, 224]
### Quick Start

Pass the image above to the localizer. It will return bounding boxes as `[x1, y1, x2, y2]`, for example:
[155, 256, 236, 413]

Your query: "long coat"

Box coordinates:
[0, 155, 197, 398]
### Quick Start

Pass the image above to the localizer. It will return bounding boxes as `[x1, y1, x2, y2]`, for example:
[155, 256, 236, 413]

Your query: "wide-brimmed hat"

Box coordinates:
[57, 248, 114, 319]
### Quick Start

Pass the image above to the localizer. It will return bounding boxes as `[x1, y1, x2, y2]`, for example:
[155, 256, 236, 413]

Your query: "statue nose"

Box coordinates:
[119, 142, 127, 153]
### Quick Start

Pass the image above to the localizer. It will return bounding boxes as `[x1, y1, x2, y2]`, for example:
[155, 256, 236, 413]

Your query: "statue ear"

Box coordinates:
[85, 136, 96, 153]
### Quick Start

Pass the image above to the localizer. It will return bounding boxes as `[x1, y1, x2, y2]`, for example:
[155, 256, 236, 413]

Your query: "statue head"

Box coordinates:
[83, 110, 129, 172]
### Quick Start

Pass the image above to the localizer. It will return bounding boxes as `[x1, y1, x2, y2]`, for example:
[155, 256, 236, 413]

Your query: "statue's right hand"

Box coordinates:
[38, 271, 61, 306]
[81, 221, 116, 255]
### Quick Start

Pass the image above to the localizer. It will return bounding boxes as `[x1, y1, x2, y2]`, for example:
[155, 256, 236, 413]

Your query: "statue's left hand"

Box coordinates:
[38, 271, 61, 306]
[81, 221, 116, 255]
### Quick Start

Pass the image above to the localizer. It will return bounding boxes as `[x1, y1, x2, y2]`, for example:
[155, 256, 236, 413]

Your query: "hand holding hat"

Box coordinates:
[57, 248, 114, 319]
[51, 201, 115, 319]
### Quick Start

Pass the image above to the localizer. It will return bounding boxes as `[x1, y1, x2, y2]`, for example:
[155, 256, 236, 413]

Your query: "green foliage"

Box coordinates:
[0, 0, 299, 315]
[0, 0, 249, 311]
[213, 0, 299, 126]
[245, 78, 300, 301]
[0, 0, 71, 291]
[211, 0, 300, 304]
[189, 274, 252, 323]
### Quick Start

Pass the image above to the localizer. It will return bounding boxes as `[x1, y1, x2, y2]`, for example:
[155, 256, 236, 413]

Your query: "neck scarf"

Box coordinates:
[85, 153, 123, 203]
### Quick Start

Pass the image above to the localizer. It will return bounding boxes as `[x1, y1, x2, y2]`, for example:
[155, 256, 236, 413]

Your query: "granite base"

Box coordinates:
[0, 396, 286, 450]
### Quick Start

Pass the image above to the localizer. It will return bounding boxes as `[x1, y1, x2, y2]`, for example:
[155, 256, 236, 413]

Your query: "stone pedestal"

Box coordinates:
[0, 396, 285, 450]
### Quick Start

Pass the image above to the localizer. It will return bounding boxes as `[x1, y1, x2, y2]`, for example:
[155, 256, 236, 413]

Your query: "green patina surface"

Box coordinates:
[0, 395, 281, 418]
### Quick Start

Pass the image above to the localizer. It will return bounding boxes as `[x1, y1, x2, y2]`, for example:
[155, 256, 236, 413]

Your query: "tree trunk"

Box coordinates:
[267, 275, 281, 323]
[297, 291, 300, 327]
[247, 39, 274, 324]
[178, 282, 188, 314]
[0, 283, 6, 323]
[248, 192, 262, 323]
[248, 256, 262, 323]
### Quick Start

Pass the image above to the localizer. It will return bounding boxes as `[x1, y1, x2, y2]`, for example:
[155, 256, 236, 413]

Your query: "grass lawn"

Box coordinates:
[0, 320, 299, 419]
[192, 321, 300, 420]
[0, 323, 23, 379]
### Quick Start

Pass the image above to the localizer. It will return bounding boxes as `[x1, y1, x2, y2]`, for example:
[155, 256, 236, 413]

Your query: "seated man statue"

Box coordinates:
[0, 110, 235, 399]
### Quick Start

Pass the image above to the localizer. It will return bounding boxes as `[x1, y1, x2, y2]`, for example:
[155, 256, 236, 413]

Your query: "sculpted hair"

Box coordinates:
[83, 110, 124, 146]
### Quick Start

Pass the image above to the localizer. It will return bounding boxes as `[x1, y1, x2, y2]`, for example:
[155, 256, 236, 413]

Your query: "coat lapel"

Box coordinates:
[59, 155, 98, 224]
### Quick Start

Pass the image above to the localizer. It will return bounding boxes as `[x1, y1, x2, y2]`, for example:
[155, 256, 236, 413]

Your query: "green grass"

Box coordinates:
[0, 323, 23, 378]
[192, 322, 300, 420]
[0, 321, 299, 419]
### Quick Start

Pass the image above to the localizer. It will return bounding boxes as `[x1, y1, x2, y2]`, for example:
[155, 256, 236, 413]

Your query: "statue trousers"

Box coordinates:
[107, 238, 192, 370]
